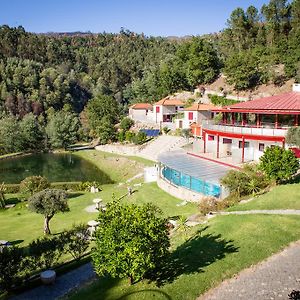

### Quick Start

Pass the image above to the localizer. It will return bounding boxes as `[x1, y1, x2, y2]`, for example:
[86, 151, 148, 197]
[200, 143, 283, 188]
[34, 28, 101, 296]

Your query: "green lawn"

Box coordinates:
[0, 183, 197, 245]
[227, 183, 300, 211]
[68, 214, 300, 300]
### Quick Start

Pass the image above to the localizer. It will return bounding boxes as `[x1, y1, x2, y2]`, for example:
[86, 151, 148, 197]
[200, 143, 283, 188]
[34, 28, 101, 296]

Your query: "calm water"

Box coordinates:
[0, 153, 113, 184]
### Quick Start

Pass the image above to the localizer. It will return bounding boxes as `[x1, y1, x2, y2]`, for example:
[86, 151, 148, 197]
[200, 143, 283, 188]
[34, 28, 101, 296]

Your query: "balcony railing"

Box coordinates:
[202, 121, 288, 137]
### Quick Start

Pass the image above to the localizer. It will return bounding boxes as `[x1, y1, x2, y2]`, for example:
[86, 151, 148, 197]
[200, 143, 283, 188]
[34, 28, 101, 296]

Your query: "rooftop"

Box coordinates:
[184, 103, 216, 111]
[130, 103, 153, 110]
[213, 91, 300, 114]
[155, 97, 184, 106]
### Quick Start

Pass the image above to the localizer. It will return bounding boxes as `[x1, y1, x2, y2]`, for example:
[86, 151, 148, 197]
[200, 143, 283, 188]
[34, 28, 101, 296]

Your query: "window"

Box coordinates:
[208, 135, 215, 141]
[259, 143, 265, 152]
[223, 138, 232, 144]
[188, 112, 193, 120]
[239, 141, 249, 148]
[156, 106, 160, 113]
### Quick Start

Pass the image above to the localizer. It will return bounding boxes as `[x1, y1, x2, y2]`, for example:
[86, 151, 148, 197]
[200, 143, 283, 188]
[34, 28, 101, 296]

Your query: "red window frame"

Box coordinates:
[188, 112, 193, 120]
[156, 106, 160, 113]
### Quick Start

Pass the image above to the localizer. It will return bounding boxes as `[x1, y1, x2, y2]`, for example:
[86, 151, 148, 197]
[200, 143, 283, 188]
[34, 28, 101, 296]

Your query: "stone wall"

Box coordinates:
[95, 144, 141, 156]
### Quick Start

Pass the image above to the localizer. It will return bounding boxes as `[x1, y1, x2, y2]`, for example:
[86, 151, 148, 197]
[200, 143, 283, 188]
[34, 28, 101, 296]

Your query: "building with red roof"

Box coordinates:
[129, 103, 153, 122]
[197, 84, 300, 163]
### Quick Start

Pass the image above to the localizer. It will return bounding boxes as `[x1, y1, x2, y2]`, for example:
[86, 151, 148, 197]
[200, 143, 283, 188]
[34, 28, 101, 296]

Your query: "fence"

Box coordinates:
[162, 165, 221, 198]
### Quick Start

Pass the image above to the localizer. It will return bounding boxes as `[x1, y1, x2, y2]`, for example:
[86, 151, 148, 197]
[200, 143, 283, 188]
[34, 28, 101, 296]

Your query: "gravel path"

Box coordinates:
[219, 209, 300, 215]
[198, 241, 300, 300]
[12, 263, 96, 300]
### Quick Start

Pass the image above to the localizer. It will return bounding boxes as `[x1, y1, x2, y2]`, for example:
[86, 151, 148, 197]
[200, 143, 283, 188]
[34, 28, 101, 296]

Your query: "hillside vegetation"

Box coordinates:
[0, 0, 299, 154]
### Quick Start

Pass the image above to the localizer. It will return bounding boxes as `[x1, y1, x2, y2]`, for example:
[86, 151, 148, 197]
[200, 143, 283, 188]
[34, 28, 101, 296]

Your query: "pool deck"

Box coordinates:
[158, 150, 234, 185]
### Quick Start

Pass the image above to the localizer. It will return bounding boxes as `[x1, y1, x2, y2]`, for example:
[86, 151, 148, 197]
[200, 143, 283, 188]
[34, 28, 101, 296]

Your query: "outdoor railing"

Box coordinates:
[202, 120, 288, 137]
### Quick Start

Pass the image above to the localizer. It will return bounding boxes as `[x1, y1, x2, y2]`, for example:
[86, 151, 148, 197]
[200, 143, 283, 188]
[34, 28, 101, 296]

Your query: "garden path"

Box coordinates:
[11, 263, 96, 300]
[198, 240, 300, 300]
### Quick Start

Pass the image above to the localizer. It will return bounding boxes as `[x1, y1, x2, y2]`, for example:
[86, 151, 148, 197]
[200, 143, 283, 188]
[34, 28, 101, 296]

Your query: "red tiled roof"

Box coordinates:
[184, 103, 216, 111]
[213, 92, 300, 113]
[130, 103, 153, 110]
[154, 97, 184, 106]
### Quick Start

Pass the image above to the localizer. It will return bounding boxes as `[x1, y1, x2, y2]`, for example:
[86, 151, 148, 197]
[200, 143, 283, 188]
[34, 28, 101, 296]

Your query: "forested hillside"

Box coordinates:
[0, 0, 299, 154]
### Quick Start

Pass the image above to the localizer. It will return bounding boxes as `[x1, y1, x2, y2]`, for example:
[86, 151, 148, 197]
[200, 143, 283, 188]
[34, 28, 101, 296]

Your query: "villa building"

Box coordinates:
[153, 97, 184, 123]
[197, 84, 300, 164]
[175, 103, 216, 133]
[128, 103, 153, 122]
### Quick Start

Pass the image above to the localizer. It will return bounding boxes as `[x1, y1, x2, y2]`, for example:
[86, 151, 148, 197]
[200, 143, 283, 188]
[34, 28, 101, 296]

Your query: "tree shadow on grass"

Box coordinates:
[9, 239, 24, 245]
[152, 227, 239, 286]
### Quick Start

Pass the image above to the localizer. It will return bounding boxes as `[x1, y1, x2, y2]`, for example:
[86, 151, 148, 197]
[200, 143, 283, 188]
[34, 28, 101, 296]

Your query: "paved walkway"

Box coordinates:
[198, 241, 300, 300]
[219, 209, 300, 215]
[12, 263, 96, 300]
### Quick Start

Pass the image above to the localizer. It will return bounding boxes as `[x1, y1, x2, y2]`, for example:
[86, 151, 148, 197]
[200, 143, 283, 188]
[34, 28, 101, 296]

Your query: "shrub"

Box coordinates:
[20, 176, 50, 195]
[259, 146, 299, 183]
[162, 126, 170, 134]
[0, 183, 6, 209]
[221, 164, 270, 198]
[118, 130, 126, 143]
[199, 196, 218, 215]
[61, 224, 90, 260]
[133, 131, 147, 145]
[0, 246, 24, 291]
[120, 117, 134, 131]
[2, 184, 20, 193]
[125, 131, 135, 142]
[78, 181, 102, 192]
[28, 235, 65, 270]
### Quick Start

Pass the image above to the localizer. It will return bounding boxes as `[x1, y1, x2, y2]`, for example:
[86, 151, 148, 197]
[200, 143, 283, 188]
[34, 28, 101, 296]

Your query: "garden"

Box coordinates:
[0, 147, 300, 300]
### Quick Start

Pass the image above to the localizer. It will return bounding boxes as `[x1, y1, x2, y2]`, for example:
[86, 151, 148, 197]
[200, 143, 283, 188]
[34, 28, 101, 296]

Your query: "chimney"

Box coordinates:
[292, 83, 300, 92]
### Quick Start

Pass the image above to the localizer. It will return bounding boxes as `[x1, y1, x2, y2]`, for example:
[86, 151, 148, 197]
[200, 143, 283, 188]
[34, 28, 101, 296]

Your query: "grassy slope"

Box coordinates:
[227, 183, 300, 211]
[68, 214, 300, 300]
[74, 150, 154, 183]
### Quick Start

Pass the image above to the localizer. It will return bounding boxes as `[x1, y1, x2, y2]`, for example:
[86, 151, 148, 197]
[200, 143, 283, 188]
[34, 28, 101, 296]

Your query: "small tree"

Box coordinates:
[28, 189, 69, 234]
[62, 224, 90, 260]
[20, 176, 50, 196]
[92, 201, 170, 284]
[259, 146, 299, 182]
[286, 127, 300, 147]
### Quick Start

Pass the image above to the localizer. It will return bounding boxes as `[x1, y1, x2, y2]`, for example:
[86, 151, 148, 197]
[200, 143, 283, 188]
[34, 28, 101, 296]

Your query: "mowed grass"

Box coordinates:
[68, 214, 300, 300]
[0, 182, 197, 245]
[227, 183, 300, 211]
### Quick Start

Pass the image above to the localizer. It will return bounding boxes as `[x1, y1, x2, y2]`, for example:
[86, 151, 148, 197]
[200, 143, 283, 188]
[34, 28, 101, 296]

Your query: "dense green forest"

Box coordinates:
[0, 0, 299, 154]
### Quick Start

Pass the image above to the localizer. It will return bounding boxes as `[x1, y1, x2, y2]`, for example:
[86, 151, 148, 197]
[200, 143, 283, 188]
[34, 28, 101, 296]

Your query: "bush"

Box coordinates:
[0, 246, 24, 291]
[61, 224, 90, 260]
[221, 164, 270, 198]
[120, 117, 134, 131]
[125, 131, 135, 142]
[28, 235, 65, 270]
[199, 196, 218, 215]
[118, 130, 126, 143]
[78, 181, 102, 192]
[259, 146, 299, 183]
[2, 184, 20, 193]
[162, 126, 170, 134]
[20, 176, 50, 195]
[133, 131, 147, 145]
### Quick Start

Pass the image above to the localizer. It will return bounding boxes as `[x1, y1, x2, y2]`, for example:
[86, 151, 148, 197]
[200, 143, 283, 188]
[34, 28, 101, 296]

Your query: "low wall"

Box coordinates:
[95, 144, 141, 156]
[157, 176, 203, 203]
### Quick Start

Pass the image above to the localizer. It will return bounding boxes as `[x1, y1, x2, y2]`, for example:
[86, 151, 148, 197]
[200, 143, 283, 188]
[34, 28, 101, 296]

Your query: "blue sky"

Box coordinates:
[1, 0, 269, 36]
